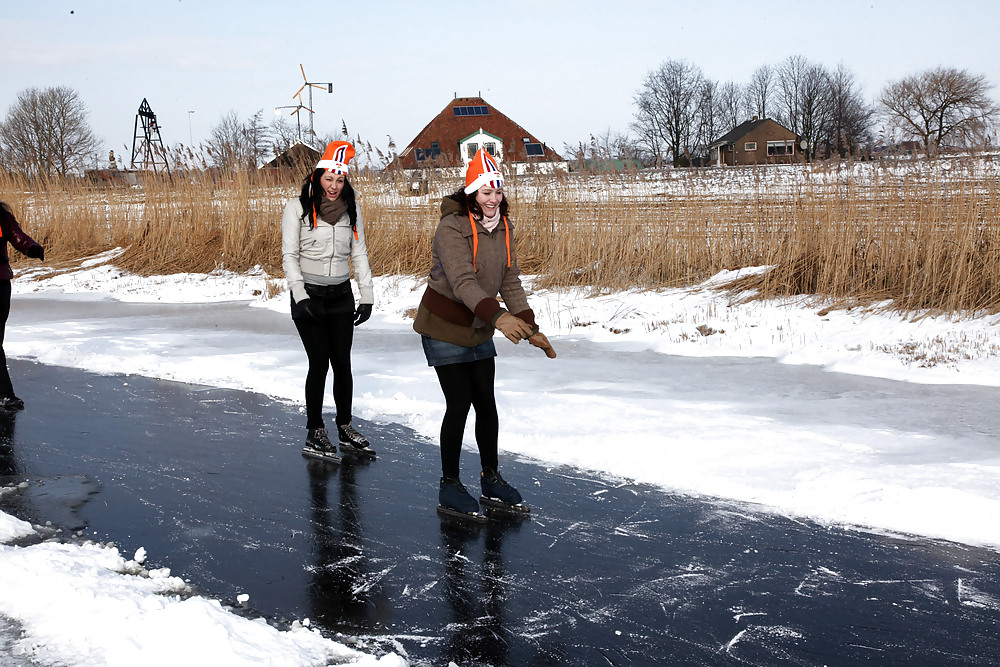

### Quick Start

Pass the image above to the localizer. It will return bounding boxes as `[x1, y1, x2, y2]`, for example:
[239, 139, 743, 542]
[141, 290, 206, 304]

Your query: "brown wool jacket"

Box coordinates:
[413, 195, 536, 347]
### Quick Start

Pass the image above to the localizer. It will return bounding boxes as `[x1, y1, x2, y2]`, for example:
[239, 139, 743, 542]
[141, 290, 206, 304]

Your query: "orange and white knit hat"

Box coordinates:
[464, 148, 504, 194]
[316, 141, 355, 174]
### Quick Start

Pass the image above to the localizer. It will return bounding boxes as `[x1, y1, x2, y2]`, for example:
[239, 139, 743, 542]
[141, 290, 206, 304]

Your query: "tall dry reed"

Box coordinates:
[2, 155, 998, 314]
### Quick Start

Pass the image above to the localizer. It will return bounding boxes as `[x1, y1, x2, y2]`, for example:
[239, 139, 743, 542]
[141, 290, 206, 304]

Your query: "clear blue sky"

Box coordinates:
[2, 0, 998, 163]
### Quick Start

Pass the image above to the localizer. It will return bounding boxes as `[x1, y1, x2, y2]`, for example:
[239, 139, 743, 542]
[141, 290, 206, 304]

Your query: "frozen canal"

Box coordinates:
[3, 356, 1000, 666]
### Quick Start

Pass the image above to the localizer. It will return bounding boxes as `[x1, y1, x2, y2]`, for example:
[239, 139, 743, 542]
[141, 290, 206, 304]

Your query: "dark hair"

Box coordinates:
[298, 169, 358, 229]
[447, 187, 509, 220]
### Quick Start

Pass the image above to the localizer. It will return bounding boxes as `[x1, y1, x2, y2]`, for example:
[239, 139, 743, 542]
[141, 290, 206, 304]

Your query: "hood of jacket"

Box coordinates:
[440, 193, 464, 220]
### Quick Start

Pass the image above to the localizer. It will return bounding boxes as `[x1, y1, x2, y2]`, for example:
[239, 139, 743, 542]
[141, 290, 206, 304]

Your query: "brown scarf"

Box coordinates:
[318, 196, 348, 225]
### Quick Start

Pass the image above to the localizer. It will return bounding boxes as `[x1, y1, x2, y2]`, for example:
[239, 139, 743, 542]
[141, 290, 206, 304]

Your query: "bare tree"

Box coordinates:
[632, 59, 706, 166]
[269, 116, 300, 155]
[694, 79, 720, 159]
[879, 67, 1000, 150]
[772, 56, 838, 159]
[245, 110, 270, 165]
[797, 63, 834, 159]
[744, 64, 774, 121]
[206, 109, 271, 172]
[775, 55, 810, 134]
[716, 80, 745, 133]
[0, 86, 100, 177]
[826, 63, 875, 158]
[562, 128, 637, 163]
[629, 120, 666, 167]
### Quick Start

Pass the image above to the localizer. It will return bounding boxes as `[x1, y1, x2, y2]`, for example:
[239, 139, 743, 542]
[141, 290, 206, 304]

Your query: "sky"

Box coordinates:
[2, 0, 1000, 165]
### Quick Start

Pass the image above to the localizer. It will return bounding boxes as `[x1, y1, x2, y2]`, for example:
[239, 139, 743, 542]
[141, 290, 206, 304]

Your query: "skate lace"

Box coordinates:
[312, 428, 333, 448]
[484, 470, 509, 487]
[340, 423, 368, 443]
[444, 477, 468, 493]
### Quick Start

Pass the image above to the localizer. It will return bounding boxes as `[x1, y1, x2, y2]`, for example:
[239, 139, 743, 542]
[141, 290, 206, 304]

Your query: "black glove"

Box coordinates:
[353, 303, 372, 327]
[26, 245, 44, 260]
[291, 297, 319, 321]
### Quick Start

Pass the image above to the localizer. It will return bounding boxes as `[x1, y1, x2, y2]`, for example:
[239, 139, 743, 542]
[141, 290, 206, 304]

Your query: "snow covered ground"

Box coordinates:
[4, 254, 1000, 664]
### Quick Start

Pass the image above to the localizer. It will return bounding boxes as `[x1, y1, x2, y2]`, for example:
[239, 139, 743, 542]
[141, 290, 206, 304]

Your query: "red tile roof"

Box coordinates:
[397, 96, 561, 169]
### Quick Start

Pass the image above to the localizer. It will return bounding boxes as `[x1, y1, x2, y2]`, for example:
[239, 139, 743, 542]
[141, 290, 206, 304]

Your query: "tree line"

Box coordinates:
[0, 89, 339, 178]
[567, 56, 1000, 167]
[2, 56, 999, 177]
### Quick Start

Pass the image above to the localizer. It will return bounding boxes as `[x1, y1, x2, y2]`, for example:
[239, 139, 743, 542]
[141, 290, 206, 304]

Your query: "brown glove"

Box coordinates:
[495, 312, 534, 345]
[528, 332, 557, 359]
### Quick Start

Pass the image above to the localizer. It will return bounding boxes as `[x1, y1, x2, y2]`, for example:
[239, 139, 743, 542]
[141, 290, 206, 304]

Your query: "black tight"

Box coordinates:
[434, 358, 499, 479]
[0, 280, 11, 397]
[294, 309, 354, 429]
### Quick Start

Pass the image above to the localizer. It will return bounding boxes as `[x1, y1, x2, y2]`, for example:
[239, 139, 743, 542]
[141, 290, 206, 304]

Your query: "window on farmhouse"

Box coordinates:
[484, 142, 497, 156]
[767, 141, 794, 156]
[467, 142, 478, 158]
[416, 143, 442, 162]
[744, 142, 757, 151]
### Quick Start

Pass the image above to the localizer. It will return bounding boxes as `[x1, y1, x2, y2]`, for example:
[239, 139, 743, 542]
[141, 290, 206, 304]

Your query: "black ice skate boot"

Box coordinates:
[0, 395, 24, 412]
[302, 427, 342, 464]
[337, 421, 375, 459]
[437, 477, 486, 523]
[480, 469, 530, 515]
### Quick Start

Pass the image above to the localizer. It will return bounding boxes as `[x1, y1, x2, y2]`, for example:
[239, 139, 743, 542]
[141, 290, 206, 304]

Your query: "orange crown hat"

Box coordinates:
[464, 148, 505, 194]
[316, 141, 355, 174]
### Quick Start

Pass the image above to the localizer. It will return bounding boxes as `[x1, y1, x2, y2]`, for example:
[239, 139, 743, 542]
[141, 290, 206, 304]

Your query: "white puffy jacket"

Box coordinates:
[281, 198, 374, 305]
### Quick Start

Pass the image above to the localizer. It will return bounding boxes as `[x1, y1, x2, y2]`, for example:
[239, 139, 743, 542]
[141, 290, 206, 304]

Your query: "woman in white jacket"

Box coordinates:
[282, 141, 374, 460]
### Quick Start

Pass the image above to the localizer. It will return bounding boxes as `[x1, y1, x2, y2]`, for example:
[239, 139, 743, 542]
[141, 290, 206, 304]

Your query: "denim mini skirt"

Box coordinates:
[420, 335, 497, 367]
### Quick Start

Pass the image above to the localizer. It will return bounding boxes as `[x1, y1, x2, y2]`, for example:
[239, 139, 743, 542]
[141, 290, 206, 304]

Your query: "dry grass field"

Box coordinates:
[2, 153, 999, 314]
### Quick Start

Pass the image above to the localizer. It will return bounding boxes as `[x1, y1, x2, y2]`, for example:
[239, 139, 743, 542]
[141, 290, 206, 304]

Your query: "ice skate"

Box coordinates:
[0, 395, 24, 411]
[437, 476, 487, 523]
[480, 469, 530, 515]
[301, 427, 342, 464]
[338, 421, 375, 459]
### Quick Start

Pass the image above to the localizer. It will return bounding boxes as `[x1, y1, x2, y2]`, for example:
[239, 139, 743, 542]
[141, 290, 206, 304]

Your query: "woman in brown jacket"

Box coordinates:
[0, 202, 44, 411]
[413, 149, 555, 518]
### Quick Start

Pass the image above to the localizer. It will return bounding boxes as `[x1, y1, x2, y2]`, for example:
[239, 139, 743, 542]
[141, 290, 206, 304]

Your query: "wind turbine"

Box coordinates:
[292, 64, 332, 145]
[274, 103, 312, 144]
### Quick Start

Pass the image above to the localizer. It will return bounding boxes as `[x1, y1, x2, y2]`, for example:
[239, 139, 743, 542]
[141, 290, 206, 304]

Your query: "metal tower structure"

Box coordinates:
[130, 98, 170, 173]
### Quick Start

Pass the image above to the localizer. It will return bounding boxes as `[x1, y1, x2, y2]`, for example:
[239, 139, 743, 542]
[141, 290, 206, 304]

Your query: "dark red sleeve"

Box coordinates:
[1, 206, 41, 255]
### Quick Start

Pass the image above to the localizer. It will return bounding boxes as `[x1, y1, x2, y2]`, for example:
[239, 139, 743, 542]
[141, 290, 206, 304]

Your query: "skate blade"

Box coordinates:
[437, 505, 488, 524]
[340, 444, 377, 460]
[301, 447, 342, 464]
[479, 496, 531, 515]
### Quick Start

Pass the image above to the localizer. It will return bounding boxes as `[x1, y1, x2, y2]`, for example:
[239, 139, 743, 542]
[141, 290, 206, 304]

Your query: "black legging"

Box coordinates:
[294, 305, 355, 430]
[434, 357, 499, 479]
[0, 280, 13, 397]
